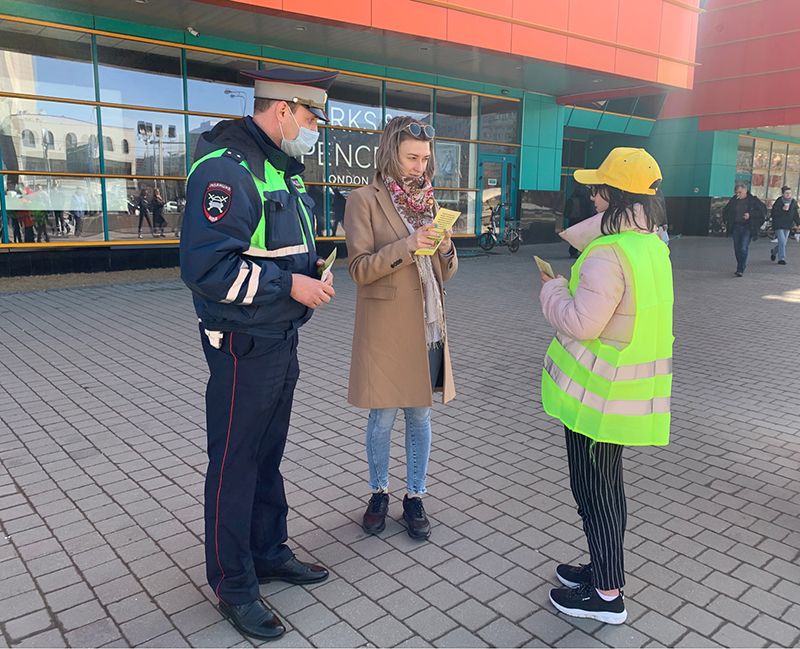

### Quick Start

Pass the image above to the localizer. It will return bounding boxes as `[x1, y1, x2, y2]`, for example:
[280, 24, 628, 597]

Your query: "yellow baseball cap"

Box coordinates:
[574, 147, 662, 195]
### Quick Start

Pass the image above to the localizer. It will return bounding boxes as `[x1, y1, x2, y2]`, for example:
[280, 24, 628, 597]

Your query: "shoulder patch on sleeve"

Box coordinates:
[204, 182, 232, 223]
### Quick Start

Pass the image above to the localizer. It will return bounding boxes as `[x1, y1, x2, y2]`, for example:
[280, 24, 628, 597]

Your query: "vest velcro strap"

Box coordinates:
[544, 356, 671, 416]
[555, 333, 672, 382]
[244, 244, 308, 258]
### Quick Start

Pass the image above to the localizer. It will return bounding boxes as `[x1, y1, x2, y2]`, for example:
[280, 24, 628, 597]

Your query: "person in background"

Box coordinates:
[137, 187, 154, 238]
[50, 179, 66, 236]
[345, 115, 458, 541]
[722, 182, 766, 277]
[151, 188, 168, 237]
[539, 148, 673, 625]
[70, 186, 88, 238]
[769, 186, 799, 266]
[563, 183, 596, 258]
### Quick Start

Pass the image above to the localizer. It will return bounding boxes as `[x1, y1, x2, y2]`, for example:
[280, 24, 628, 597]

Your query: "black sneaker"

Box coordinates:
[771, 251, 777, 262]
[734, 271, 743, 277]
[362, 492, 389, 534]
[402, 495, 431, 539]
[556, 562, 593, 588]
[549, 583, 627, 625]
[778, 260, 787, 265]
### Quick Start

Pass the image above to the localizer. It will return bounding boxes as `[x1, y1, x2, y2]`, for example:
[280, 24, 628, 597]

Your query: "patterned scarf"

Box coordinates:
[383, 174, 446, 347]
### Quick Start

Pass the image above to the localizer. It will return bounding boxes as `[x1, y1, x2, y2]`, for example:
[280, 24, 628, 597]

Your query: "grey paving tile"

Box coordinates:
[309, 621, 367, 648]
[477, 617, 532, 648]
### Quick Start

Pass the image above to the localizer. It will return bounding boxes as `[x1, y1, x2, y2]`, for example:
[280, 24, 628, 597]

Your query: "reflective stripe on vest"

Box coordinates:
[541, 231, 674, 446]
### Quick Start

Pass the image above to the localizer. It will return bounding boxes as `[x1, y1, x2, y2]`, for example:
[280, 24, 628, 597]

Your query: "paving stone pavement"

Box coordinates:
[1, 236, 800, 648]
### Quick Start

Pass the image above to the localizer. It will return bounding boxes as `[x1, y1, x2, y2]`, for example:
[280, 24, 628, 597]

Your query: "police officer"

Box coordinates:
[180, 67, 338, 641]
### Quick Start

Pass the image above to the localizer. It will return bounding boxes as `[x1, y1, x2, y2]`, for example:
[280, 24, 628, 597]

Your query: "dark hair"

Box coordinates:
[375, 115, 436, 181]
[782, 185, 791, 193]
[595, 184, 664, 235]
[254, 98, 297, 115]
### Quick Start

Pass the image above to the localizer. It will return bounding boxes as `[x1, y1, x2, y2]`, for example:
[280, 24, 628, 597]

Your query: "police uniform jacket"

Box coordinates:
[180, 117, 318, 337]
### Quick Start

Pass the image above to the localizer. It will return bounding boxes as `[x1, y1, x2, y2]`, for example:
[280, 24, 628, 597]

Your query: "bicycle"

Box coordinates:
[479, 202, 522, 253]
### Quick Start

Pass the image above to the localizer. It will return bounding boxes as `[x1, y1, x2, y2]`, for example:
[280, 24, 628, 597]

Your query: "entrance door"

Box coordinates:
[478, 153, 517, 236]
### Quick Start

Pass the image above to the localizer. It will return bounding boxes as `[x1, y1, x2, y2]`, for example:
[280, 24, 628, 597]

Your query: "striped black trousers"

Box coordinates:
[564, 426, 626, 591]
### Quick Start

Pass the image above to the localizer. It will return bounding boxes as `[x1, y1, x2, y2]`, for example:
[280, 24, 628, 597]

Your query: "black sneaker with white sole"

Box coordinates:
[549, 582, 627, 625]
[556, 562, 593, 588]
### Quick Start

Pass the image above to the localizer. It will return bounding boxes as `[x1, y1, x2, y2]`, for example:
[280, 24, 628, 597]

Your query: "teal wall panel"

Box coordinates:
[521, 94, 540, 148]
[597, 113, 629, 134]
[537, 148, 559, 191]
[94, 16, 183, 43]
[0, 0, 93, 27]
[567, 108, 602, 131]
[519, 93, 564, 190]
[625, 118, 654, 137]
[519, 145, 538, 189]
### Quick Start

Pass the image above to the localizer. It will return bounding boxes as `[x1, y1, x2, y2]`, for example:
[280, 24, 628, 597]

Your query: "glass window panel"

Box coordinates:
[632, 94, 666, 119]
[326, 185, 350, 237]
[385, 82, 432, 124]
[0, 98, 99, 174]
[186, 51, 256, 116]
[97, 36, 183, 110]
[786, 144, 800, 173]
[302, 183, 328, 237]
[5, 176, 103, 242]
[480, 144, 518, 155]
[750, 171, 767, 199]
[327, 74, 382, 130]
[769, 172, 785, 190]
[435, 90, 478, 141]
[605, 97, 636, 115]
[575, 100, 606, 111]
[785, 173, 799, 195]
[432, 189, 475, 235]
[480, 97, 518, 144]
[106, 177, 185, 240]
[325, 129, 379, 186]
[102, 108, 186, 176]
[0, 20, 94, 101]
[434, 140, 476, 189]
[753, 140, 771, 169]
[188, 115, 224, 166]
[737, 137, 754, 167]
[770, 142, 787, 171]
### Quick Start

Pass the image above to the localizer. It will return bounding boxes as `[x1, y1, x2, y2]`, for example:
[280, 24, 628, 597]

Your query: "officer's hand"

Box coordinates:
[315, 258, 334, 286]
[407, 224, 439, 252]
[291, 274, 335, 308]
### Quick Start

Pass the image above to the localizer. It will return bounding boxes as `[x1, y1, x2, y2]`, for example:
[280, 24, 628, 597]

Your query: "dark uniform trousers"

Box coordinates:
[201, 326, 298, 605]
[564, 426, 626, 591]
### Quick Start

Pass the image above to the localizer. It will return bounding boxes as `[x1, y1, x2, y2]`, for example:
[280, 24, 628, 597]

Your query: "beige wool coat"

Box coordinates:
[344, 175, 458, 409]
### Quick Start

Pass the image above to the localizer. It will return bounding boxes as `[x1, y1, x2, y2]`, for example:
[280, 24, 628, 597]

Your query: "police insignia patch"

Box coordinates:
[291, 177, 303, 190]
[204, 182, 232, 222]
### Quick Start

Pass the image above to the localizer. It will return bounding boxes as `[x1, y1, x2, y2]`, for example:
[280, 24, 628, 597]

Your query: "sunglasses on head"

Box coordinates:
[406, 123, 435, 139]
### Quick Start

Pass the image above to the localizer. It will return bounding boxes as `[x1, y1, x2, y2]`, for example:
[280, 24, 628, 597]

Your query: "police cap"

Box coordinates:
[240, 67, 338, 122]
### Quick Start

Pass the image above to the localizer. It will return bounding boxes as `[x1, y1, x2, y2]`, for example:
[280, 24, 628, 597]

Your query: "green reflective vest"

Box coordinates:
[189, 148, 315, 258]
[541, 231, 674, 446]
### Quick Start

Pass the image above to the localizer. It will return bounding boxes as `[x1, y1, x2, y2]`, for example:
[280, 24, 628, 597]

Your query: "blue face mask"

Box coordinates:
[279, 109, 319, 157]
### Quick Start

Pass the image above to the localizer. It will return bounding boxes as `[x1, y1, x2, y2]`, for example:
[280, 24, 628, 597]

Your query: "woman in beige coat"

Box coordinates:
[344, 116, 458, 540]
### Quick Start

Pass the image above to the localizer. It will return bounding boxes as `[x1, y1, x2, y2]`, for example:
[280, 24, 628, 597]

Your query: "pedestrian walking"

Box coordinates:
[539, 148, 674, 625]
[151, 187, 167, 237]
[722, 182, 767, 276]
[136, 187, 154, 238]
[180, 66, 338, 642]
[70, 186, 88, 237]
[769, 186, 799, 265]
[345, 115, 458, 541]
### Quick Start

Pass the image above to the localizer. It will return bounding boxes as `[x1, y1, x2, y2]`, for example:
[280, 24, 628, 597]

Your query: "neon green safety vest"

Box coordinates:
[189, 148, 315, 258]
[541, 231, 674, 446]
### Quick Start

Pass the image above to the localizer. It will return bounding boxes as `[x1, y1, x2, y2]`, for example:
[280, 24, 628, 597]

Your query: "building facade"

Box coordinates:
[9, 0, 788, 275]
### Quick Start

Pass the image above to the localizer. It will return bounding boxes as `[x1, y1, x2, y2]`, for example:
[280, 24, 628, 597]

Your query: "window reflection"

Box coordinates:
[186, 51, 255, 115]
[0, 98, 99, 174]
[106, 178, 185, 240]
[480, 97, 518, 144]
[326, 129, 378, 185]
[5, 176, 103, 242]
[385, 82, 432, 123]
[327, 74, 382, 129]
[97, 36, 183, 110]
[0, 20, 95, 101]
[102, 108, 185, 176]
[436, 90, 478, 141]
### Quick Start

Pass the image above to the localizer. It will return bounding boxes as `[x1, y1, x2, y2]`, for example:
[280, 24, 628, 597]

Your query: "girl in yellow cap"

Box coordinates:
[539, 148, 674, 624]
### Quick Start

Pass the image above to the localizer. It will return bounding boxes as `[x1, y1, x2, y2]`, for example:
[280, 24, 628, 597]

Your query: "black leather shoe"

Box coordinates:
[218, 598, 285, 641]
[403, 495, 431, 539]
[257, 556, 329, 585]
[363, 492, 389, 534]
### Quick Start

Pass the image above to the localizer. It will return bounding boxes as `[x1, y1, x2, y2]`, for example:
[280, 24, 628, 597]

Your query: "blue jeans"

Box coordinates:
[772, 229, 789, 262]
[366, 406, 431, 494]
[732, 223, 752, 273]
[365, 344, 444, 494]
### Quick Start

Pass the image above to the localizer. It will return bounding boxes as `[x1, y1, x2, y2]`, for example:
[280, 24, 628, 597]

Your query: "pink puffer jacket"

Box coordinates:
[540, 206, 656, 350]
